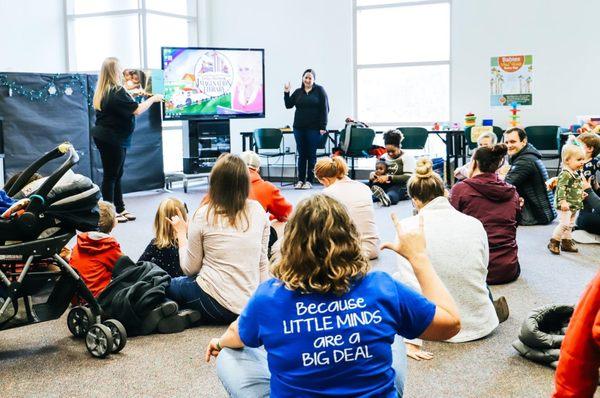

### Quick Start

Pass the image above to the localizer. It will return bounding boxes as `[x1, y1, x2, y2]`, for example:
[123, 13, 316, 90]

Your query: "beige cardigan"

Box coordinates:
[179, 200, 270, 314]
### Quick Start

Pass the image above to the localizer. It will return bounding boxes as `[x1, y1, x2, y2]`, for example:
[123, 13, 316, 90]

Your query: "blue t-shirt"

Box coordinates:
[238, 271, 436, 398]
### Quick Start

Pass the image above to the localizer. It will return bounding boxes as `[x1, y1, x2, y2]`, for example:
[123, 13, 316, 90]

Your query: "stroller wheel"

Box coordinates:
[67, 306, 93, 338]
[85, 324, 113, 359]
[103, 319, 127, 353]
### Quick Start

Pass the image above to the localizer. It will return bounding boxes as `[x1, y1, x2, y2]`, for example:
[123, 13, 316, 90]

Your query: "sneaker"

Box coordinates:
[301, 182, 312, 190]
[157, 309, 202, 334]
[294, 181, 304, 190]
[493, 296, 509, 323]
[572, 229, 600, 244]
[371, 185, 391, 207]
[139, 300, 179, 335]
[116, 213, 128, 223]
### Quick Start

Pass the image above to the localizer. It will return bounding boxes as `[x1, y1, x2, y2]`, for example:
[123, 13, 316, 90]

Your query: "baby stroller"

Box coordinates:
[0, 143, 127, 358]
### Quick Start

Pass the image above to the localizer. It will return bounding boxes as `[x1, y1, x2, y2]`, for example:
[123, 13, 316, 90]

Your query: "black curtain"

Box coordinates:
[0, 72, 164, 193]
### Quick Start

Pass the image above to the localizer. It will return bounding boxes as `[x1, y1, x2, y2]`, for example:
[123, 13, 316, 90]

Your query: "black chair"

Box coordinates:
[397, 127, 428, 150]
[524, 125, 561, 173]
[464, 126, 504, 151]
[316, 133, 330, 158]
[253, 128, 294, 185]
[341, 127, 376, 179]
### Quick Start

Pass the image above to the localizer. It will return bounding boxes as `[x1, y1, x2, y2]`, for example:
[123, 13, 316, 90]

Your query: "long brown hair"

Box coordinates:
[204, 154, 250, 229]
[93, 57, 122, 111]
[407, 158, 445, 204]
[272, 194, 369, 296]
[154, 198, 188, 249]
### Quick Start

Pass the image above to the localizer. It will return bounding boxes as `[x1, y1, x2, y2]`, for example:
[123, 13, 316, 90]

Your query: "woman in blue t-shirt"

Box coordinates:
[205, 194, 461, 398]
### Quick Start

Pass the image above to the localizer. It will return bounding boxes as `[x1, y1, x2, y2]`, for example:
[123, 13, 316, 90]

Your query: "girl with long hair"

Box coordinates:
[166, 154, 270, 324]
[91, 57, 163, 223]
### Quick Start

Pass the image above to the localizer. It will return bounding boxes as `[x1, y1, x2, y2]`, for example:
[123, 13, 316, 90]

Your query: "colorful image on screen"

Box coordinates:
[162, 47, 265, 120]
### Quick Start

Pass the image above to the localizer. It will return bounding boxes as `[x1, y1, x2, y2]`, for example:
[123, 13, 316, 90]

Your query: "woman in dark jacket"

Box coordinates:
[91, 57, 162, 223]
[450, 144, 521, 285]
[284, 69, 329, 190]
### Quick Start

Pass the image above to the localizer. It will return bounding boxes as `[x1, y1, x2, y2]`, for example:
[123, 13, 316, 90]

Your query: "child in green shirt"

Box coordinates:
[548, 144, 587, 254]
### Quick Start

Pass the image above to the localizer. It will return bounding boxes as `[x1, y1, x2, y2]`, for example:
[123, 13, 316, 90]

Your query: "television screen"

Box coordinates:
[161, 47, 265, 120]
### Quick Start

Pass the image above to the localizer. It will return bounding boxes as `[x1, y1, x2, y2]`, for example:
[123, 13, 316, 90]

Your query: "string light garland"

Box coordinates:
[0, 74, 93, 105]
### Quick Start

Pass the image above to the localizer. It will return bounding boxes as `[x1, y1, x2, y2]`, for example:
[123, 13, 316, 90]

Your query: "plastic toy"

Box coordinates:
[465, 113, 476, 127]
[509, 102, 520, 127]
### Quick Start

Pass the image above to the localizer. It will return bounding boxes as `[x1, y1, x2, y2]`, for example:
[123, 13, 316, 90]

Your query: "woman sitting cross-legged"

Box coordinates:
[450, 144, 522, 285]
[205, 194, 461, 398]
[166, 154, 271, 324]
[315, 156, 380, 259]
[394, 158, 504, 361]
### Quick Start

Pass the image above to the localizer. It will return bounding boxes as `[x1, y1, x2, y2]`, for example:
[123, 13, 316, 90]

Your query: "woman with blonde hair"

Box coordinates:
[138, 198, 188, 278]
[91, 57, 163, 223]
[394, 158, 503, 361]
[166, 154, 270, 324]
[315, 156, 380, 259]
[206, 194, 461, 397]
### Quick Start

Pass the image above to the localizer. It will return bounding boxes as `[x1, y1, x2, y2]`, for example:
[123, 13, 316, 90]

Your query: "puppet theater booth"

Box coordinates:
[0, 72, 164, 191]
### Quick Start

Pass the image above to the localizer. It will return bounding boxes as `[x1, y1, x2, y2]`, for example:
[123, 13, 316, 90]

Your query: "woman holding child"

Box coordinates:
[315, 156, 380, 259]
[166, 154, 270, 324]
[205, 194, 461, 397]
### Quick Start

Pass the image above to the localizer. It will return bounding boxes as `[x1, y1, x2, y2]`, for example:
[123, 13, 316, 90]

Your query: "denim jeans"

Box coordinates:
[293, 128, 321, 183]
[216, 336, 407, 398]
[166, 276, 237, 324]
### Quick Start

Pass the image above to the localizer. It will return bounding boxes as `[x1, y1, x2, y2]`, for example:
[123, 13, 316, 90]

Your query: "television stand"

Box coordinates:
[182, 119, 231, 174]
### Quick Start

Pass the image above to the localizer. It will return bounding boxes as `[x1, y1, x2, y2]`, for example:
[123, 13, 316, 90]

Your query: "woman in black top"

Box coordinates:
[91, 57, 162, 222]
[284, 69, 329, 189]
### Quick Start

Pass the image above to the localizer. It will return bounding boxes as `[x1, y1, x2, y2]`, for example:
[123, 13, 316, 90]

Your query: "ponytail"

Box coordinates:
[407, 158, 445, 204]
[472, 144, 508, 173]
[314, 156, 348, 180]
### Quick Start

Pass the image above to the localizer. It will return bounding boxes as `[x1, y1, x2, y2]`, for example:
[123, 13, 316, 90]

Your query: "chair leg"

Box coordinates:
[351, 157, 356, 179]
[267, 157, 271, 181]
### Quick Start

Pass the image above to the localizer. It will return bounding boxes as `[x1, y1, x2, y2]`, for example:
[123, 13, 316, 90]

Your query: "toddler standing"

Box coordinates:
[548, 145, 587, 254]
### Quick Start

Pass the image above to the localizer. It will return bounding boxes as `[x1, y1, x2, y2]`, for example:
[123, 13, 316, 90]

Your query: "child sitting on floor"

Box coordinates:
[368, 160, 389, 188]
[548, 145, 587, 255]
[69, 201, 123, 297]
[138, 198, 187, 278]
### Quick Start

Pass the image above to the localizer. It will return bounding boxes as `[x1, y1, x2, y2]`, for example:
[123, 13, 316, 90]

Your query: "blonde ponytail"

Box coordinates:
[314, 156, 349, 180]
[407, 158, 445, 204]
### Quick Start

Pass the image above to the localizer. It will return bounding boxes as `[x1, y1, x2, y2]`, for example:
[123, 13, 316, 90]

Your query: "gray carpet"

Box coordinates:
[1, 181, 599, 398]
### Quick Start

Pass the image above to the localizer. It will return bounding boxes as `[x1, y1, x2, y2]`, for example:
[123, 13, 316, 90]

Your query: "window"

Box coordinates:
[354, 0, 450, 127]
[65, 0, 199, 172]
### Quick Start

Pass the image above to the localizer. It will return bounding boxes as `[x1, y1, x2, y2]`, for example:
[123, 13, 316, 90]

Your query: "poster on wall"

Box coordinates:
[490, 55, 533, 107]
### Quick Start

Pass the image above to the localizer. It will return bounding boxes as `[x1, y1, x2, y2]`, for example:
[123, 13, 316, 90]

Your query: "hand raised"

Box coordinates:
[165, 207, 187, 237]
[381, 213, 427, 262]
[284, 82, 291, 93]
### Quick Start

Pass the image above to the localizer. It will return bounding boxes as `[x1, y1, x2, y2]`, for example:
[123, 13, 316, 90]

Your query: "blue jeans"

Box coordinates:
[166, 276, 237, 324]
[216, 336, 407, 398]
[293, 128, 321, 183]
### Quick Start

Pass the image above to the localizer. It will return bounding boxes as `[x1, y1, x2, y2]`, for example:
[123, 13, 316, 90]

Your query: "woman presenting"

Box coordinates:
[91, 57, 163, 223]
[284, 68, 329, 189]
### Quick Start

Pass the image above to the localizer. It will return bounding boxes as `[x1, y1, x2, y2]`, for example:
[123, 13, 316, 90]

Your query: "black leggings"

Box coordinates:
[94, 138, 127, 213]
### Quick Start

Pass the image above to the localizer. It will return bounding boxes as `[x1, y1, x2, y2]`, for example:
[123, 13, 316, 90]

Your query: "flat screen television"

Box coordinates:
[161, 47, 265, 120]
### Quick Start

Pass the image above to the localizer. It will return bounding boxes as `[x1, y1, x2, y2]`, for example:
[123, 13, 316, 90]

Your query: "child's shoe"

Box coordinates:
[560, 239, 578, 253]
[371, 186, 391, 207]
[547, 238, 560, 255]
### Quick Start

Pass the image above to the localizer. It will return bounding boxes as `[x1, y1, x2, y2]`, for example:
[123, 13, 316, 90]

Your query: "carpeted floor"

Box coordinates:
[1, 182, 599, 398]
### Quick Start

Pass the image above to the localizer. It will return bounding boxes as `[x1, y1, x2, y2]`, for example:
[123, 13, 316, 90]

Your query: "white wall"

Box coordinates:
[451, 0, 600, 129]
[0, 0, 67, 72]
[207, 0, 354, 154]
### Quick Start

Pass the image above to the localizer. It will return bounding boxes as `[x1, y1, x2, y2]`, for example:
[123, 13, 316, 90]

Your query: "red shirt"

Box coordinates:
[70, 232, 122, 297]
[553, 272, 600, 398]
[248, 168, 293, 222]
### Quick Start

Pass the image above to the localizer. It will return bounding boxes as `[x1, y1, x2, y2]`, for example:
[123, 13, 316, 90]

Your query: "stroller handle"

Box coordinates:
[5, 143, 79, 197]
[32, 143, 79, 200]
